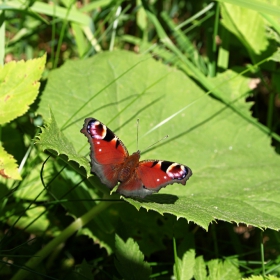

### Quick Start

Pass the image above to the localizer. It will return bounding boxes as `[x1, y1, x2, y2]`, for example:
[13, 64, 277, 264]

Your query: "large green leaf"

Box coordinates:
[37, 50, 280, 230]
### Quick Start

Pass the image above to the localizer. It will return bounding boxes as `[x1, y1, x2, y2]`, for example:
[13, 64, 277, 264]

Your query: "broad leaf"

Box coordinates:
[220, 3, 269, 61]
[0, 54, 46, 124]
[37, 50, 280, 230]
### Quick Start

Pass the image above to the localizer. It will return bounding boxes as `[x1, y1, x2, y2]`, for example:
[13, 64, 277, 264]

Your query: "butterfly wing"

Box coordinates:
[81, 118, 129, 188]
[117, 174, 155, 198]
[117, 160, 192, 198]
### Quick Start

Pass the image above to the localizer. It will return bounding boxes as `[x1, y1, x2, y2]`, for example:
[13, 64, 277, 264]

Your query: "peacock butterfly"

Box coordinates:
[81, 118, 192, 198]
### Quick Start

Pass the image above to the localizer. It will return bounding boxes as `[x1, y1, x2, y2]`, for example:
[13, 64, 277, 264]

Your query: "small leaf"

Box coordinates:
[0, 54, 46, 124]
[0, 145, 21, 180]
[207, 259, 219, 280]
[36, 110, 90, 176]
[114, 234, 152, 280]
[174, 248, 195, 280]
[269, 48, 280, 62]
[75, 259, 94, 280]
[207, 258, 241, 280]
[193, 256, 207, 280]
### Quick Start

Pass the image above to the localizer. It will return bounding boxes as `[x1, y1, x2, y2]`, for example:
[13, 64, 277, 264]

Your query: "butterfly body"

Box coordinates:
[81, 118, 192, 198]
[118, 151, 140, 182]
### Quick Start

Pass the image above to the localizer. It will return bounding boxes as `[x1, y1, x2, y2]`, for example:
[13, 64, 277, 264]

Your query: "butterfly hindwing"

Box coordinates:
[116, 160, 192, 198]
[136, 160, 192, 192]
[116, 174, 153, 198]
[81, 118, 129, 188]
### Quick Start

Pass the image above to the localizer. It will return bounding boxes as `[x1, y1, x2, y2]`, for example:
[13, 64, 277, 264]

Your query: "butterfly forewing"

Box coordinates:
[81, 118, 128, 165]
[81, 118, 129, 188]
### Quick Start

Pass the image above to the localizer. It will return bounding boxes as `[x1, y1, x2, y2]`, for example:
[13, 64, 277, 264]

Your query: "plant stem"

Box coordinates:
[11, 200, 114, 280]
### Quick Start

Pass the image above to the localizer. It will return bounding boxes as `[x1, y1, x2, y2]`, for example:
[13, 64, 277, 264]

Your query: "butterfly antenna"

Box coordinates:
[136, 119, 139, 150]
[141, 135, 169, 153]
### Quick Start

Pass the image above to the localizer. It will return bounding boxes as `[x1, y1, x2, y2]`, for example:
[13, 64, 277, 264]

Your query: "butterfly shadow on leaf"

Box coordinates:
[133, 194, 179, 204]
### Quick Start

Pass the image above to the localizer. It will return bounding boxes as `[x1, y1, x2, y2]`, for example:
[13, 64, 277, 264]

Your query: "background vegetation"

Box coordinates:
[1, 0, 280, 279]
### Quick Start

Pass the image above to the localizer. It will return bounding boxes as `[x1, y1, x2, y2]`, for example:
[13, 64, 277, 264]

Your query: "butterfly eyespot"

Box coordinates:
[87, 121, 107, 140]
[162, 163, 188, 180]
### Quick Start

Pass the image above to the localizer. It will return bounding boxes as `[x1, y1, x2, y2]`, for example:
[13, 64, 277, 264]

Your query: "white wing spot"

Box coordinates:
[99, 148, 102, 152]
[157, 178, 160, 182]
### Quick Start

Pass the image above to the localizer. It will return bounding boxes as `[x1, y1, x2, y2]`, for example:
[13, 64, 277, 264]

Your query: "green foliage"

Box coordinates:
[0, 145, 21, 180]
[174, 249, 241, 280]
[0, 55, 45, 181]
[174, 248, 196, 279]
[243, 276, 280, 280]
[220, 3, 268, 60]
[0, 55, 46, 124]
[1, 0, 280, 279]
[36, 110, 90, 176]
[37, 50, 280, 231]
[114, 234, 152, 280]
